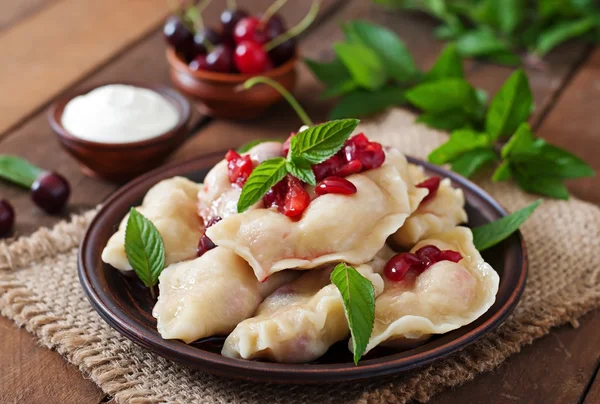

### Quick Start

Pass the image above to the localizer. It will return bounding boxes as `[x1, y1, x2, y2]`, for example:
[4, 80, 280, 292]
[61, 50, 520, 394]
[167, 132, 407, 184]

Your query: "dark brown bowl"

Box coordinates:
[166, 48, 298, 119]
[48, 83, 191, 183]
[79, 154, 527, 384]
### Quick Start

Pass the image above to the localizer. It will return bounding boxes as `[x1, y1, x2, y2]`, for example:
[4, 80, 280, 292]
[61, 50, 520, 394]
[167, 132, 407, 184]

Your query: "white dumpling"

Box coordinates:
[207, 148, 428, 281]
[392, 165, 467, 248]
[152, 247, 298, 343]
[197, 141, 283, 222]
[102, 177, 202, 272]
[357, 227, 499, 354]
[222, 264, 384, 363]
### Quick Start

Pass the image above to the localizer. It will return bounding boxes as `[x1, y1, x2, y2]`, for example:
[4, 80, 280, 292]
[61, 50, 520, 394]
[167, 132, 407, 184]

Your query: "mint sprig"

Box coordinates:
[124, 208, 166, 298]
[289, 119, 360, 164]
[0, 155, 43, 189]
[237, 158, 288, 213]
[330, 263, 376, 365]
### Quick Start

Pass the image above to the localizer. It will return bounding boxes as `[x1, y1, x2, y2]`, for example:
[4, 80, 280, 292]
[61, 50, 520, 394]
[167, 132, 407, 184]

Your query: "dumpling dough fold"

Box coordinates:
[222, 264, 384, 363]
[101, 177, 202, 272]
[152, 247, 298, 343]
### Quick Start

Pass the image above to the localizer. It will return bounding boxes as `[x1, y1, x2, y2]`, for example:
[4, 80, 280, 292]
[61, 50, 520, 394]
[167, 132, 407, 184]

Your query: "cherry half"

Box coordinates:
[31, 172, 70, 214]
[0, 199, 15, 237]
[225, 150, 254, 187]
[315, 176, 357, 195]
[197, 216, 222, 257]
[384, 245, 463, 282]
[417, 177, 441, 205]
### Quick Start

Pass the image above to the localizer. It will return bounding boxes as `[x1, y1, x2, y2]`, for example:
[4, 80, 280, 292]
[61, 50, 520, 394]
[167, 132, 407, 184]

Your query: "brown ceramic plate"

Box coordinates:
[79, 153, 527, 384]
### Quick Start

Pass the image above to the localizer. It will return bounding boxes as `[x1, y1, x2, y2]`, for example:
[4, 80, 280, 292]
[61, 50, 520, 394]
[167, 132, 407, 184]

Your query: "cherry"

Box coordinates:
[0, 199, 15, 237]
[206, 45, 234, 72]
[263, 178, 287, 209]
[384, 253, 422, 282]
[315, 176, 357, 196]
[263, 14, 287, 39]
[343, 134, 385, 170]
[188, 54, 209, 71]
[193, 28, 222, 55]
[334, 159, 362, 177]
[282, 175, 310, 218]
[163, 15, 194, 61]
[221, 9, 249, 42]
[225, 150, 253, 187]
[313, 155, 343, 182]
[197, 216, 221, 257]
[384, 245, 463, 282]
[234, 41, 270, 74]
[417, 177, 441, 204]
[31, 172, 70, 214]
[234, 17, 268, 44]
[268, 38, 296, 66]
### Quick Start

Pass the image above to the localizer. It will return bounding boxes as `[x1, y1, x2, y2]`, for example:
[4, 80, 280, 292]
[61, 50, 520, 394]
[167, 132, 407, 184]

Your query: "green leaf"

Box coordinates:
[0, 155, 43, 189]
[237, 139, 282, 153]
[406, 78, 478, 113]
[328, 88, 406, 120]
[472, 200, 541, 251]
[536, 17, 598, 56]
[455, 29, 512, 58]
[492, 160, 512, 182]
[500, 122, 536, 158]
[417, 110, 473, 131]
[330, 263, 376, 365]
[511, 147, 595, 179]
[451, 148, 497, 178]
[286, 159, 316, 186]
[485, 50, 522, 66]
[305, 57, 357, 98]
[513, 169, 570, 199]
[485, 69, 534, 141]
[290, 119, 360, 164]
[333, 42, 387, 90]
[495, 0, 524, 34]
[237, 157, 288, 213]
[321, 80, 359, 99]
[428, 129, 491, 164]
[124, 208, 166, 291]
[425, 44, 464, 81]
[343, 20, 419, 83]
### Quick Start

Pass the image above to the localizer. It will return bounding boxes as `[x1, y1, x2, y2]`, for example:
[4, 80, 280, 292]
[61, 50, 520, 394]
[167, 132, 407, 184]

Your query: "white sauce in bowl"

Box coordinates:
[61, 84, 180, 143]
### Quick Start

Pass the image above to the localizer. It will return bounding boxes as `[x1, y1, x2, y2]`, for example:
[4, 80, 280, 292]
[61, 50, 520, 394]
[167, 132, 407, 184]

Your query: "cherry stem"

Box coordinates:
[264, 0, 320, 52]
[187, 0, 211, 34]
[227, 0, 236, 9]
[242, 77, 313, 127]
[261, 0, 288, 25]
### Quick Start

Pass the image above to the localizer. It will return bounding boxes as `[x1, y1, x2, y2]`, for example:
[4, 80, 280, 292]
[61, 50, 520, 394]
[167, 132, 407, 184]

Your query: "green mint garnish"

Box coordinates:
[0, 155, 43, 189]
[237, 157, 288, 213]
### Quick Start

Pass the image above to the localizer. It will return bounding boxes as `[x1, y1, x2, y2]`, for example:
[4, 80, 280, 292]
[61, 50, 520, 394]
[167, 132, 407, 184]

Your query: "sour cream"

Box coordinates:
[61, 84, 180, 143]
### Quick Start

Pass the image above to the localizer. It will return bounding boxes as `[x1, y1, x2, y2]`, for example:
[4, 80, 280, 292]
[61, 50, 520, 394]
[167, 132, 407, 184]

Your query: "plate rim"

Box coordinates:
[78, 152, 527, 384]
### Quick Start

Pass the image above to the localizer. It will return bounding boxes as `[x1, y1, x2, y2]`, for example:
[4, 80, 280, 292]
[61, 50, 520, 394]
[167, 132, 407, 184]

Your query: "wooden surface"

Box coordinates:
[0, 0, 599, 403]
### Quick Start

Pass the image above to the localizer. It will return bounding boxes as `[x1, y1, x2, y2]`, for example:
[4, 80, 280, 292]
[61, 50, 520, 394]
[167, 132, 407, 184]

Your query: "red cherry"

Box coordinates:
[438, 249, 463, 263]
[0, 199, 15, 237]
[417, 177, 441, 204]
[334, 159, 363, 177]
[31, 172, 70, 214]
[221, 9, 249, 41]
[384, 253, 422, 282]
[206, 45, 234, 72]
[225, 150, 254, 187]
[312, 155, 344, 182]
[193, 28, 222, 55]
[268, 38, 297, 66]
[233, 17, 268, 44]
[263, 13, 287, 39]
[384, 245, 463, 282]
[163, 15, 195, 61]
[414, 245, 442, 267]
[315, 176, 357, 196]
[263, 178, 287, 209]
[189, 54, 209, 71]
[197, 234, 216, 257]
[282, 175, 310, 218]
[234, 41, 270, 74]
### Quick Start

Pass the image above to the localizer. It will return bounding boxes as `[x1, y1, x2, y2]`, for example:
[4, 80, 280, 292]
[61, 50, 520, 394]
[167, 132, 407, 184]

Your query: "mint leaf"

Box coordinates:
[500, 122, 536, 158]
[343, 20, 419, 83]
[486, 69, 534, 141]
[237, 139, 281, 153]
[286, 159, 316, 186]
[428, 129, 491, 164]
[472, 200, 541, 251]
[513, 168, 570, 200]
[305, 57, 358, 98]
[237, 157, 287, 213]
[406, 78, 478, 113]
[328, 88, 406, 120]
[321, 80, 359, 99]
[496, 0, 525, 35]
[455, 28, 512, 58]
[330, 263, 376, 365]
[425, 44, 464, 81]
[0, 155, 43, 189]
[514, 144, 595, 179]
[290, 119, 360, 164]
[417, 109, 473, 131]
[492, 160, 512, 182]
[536, 17, 598, 56]
[334, 42, 386, 90]
[125, 208, 166, 295]
[451, 148, 497, 178]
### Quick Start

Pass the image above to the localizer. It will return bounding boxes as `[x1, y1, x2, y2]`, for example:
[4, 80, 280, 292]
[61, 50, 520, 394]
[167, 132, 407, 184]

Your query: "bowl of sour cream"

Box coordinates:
[49, 83, 191, 182]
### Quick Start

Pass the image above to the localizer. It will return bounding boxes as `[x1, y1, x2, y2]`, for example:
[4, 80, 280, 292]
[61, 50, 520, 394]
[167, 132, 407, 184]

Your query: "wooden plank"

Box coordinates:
[0, 0, 58, 32]
[0, 0, 169, 137]
[584, 364, 600, 404]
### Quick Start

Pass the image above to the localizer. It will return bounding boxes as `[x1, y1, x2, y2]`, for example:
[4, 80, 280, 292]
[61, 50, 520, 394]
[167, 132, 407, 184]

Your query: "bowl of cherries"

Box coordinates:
[164, 0, 318, 119]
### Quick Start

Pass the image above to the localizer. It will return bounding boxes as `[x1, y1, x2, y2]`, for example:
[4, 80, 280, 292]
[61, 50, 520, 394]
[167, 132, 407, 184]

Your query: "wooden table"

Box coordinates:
[1, 1, 599, 403]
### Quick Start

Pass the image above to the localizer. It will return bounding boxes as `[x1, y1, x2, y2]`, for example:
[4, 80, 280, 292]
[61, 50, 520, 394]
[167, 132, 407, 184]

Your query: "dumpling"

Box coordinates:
[102, 177, 202, 272]
[207, 148, 428, 281]
[197, 141, 283, 222]
[152, 247, 298, 343]
[392, 165, 467, 248]
[358, 227, 499, 354]
[222, 264, 384, 363]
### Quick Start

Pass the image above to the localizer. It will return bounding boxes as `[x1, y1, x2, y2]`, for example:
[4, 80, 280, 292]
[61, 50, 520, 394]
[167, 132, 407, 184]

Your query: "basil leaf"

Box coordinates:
[455, 29, 512, 58]
[328, 88, 406, 120]
[451, 148, 497, 178]
[305, 57, 357, 98]
[406, 78, 479, 114]
[237, 157, 288, 213]
[417, 110, 473, 131]
[330, 263, 376, 365]
[472, 200, 541, 251]
[237, 139, 282, 153]
[343, 20, 419, 83]
[492, 160, 512, 182]
[513, 168, 570, 199]
[486, 69, 534, 141]
[286, 159, 316, 186]
[290, 119, 360, 164]
[124, 208, 166, 293]
[425, 44, 464, 81]
[333, 42, 387, 90]
[0, 155, 43, 189]
[536, 17, 598, 56]
[428, 129, 491, 164]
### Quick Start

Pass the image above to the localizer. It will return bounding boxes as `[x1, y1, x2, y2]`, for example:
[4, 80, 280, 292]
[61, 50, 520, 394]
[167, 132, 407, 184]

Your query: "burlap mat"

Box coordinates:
[1, 109, 599, 404]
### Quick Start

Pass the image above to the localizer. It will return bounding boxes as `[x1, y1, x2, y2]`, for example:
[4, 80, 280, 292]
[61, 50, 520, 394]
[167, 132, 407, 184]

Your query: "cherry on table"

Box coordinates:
[221, 8, 249, 40]
[0, 199, 15, 237]
[234, 17, 268, 45]
[163, 15, 194, 60]
[31, 172, 70, 214]
[268, 37, 296, 66]
[193, 28, 222, 55]
[234, 41, 270, 74]
[206, 45, 235, 73]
